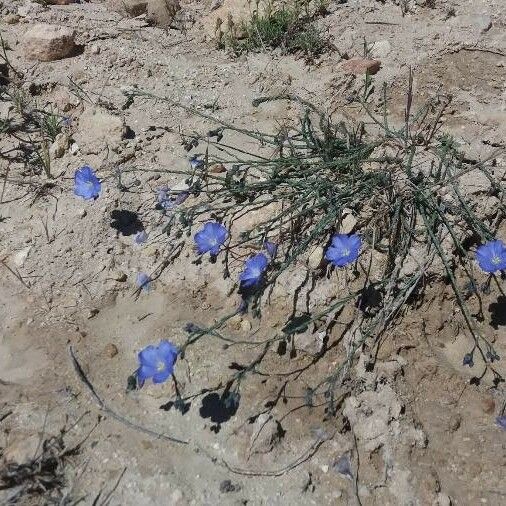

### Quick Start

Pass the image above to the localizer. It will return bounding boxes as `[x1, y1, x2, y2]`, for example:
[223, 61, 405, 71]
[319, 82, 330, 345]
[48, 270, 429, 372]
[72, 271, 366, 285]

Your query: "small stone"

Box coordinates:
[110, 270, 127, 282]
[481, 397, 495, 414]
[23, 24, 77, 62]
[104, 343, 119, 358]
[90, 44, 101, 55]
[49, 133, 69, 159]
[448, 413, 461, 432]
[341, 58, 381, 75]
[435, 492, 452, 506]
[240, 320, 252, 332]
[219, 479, 240, 493]
[210, 163, 226, 173]
[77, 208, 87, 218]
[70, 142, 79, 154]
[307, 245, 324, 270]
[341, 213, 357, 234]
[3, 13, 20, 24]
[321, 464, 329, 473]
[87, 308, 100, 319]
[372, 40, 391, 58]
[12, 246, 31, 267]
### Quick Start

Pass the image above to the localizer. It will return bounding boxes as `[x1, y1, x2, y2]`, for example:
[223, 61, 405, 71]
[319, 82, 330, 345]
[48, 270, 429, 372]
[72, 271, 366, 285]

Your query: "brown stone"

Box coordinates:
[104, 343, 119, 358]
[341, 58, 381, 75]
[209, 163, 226, 173]
[481, 396, 495, 414]
[23, 24, 77, 62]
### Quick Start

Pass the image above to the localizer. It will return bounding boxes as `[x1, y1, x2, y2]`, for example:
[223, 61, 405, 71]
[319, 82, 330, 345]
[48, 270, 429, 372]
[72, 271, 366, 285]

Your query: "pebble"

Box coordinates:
[240, 320, 252, 332]
[87, 308, 100, 319]
[77, 208, 87, 218]
[23, 24, 77, 62]
[110, 270, 127, 282]
[435, 492, 452, 506]
[307, 245, 324, 270]
[3, 13, 20, 24]
[341, 213, 357, 234]
[341, 58, 381, 75]
[481, 397, 495, 414]
[104, 343, 119, 358]
[372, 40, 391, 58]
[90, 44, 101, 55]
[448, 413, 461, 432]
[210, 163, 226, 173]
[49, 133, 69, 159]
[321, 464, 329, 473]
[219, 479, 240, 493]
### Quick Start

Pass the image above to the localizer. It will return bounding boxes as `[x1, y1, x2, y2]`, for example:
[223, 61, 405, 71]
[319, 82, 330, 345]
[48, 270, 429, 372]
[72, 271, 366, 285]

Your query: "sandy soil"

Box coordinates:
[1, 0, 505, 504]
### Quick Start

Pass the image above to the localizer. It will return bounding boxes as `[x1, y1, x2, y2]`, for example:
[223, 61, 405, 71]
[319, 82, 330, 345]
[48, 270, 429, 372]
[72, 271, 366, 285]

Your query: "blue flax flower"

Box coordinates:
[194, 222, 228, 256]
[325, 233, 361, 267]
[476, 239, 506, 273]
[496, 416, 506, 430]
[74, 165, 101, 200]
[190, 155, 204, 170]
[137, 340, 178, 386]
[136, 272, 152, 291]
[239, 253, 268, 288]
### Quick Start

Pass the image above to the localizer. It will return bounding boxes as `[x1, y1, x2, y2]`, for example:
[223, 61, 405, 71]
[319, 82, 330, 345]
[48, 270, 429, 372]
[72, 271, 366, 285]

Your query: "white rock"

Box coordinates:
[307, 245, 324, 269]
[49, 133, 69, 159]
[23, 24, 77, 62]
[13, 246, 31, 267]
[341, 213, 357, 234]
[372, 40, 392, 58]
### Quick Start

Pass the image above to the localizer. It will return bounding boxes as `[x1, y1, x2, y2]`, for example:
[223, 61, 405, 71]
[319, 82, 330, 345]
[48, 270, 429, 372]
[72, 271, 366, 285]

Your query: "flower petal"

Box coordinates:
[138, 345, 159, 367]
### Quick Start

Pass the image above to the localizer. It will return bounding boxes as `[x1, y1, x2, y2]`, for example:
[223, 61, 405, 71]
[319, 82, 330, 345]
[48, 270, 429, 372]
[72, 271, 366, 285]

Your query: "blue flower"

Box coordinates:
[136, 272, 152, 291]
[134, 231, 148, 245]
[137, 340, 178, 386]
[157, 186, 172, 210]
[496, 416, 506, 430]
[325, 233, 361, 267]
[239, 253, 269, 288]
[190, 155, 204, 170]
[194, 222, 228, 256]
[476, 240, 506, 273]
[264, 241, 278, 259]
[74, 165, 101, 200]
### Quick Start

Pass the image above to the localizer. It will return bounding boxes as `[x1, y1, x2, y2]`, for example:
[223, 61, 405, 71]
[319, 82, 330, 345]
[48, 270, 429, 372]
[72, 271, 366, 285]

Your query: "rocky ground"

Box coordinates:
[1, 0, 505, 504]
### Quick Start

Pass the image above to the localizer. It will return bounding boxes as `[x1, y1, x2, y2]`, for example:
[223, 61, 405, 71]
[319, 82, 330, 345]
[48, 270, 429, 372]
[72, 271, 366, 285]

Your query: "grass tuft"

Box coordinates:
[221, 0, 332, 59]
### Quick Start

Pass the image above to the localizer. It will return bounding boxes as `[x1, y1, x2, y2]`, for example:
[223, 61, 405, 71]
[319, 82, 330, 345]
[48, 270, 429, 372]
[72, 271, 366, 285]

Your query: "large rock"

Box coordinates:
[146, 0, 180, 28]
[108, 0, 148, 17]
[23, 24, 77, 62]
